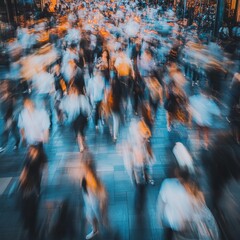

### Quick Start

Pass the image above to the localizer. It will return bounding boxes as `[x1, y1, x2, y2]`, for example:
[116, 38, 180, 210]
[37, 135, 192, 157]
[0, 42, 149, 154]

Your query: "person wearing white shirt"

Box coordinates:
[157, 168, 194, 240]
[32, 67, 55, 126]
[18, 99, 50, 146]
[61, 45, 79, 83]
[190, 88, 220, 149]
[32, 68, 55, 95]
[157, 167, 219, 240]
[219, 23, 229, 40]
[60, 87, 91, 152]
[88, 71, 105, 130]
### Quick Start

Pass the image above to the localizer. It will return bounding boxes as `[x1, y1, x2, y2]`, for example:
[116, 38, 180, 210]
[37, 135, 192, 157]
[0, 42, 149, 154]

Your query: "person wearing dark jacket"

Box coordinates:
[18, 144, 47, 239]
[228, 73, 240, 144]
[69, 59, 86, 95]
[0, 80, 20, 153]
[54, 64, 66, 124]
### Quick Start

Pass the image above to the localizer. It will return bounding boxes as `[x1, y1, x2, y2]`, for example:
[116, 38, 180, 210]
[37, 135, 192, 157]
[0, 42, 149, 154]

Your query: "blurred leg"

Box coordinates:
[164, 227, 173, 240]
[112, 112, 119, 141]
[12, 120, 20, 148]
[94, 101, 101, 128]
[203, 127, 210, 149]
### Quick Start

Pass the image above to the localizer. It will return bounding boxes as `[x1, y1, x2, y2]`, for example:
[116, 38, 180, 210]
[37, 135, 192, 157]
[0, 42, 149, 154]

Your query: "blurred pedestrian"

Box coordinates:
[31, 66, 55, 127]
[164, 80, 190, 131]
[53, 64, 67, 125]
[60, 86, 91, 152]
[219, 23, 229, 41]
[96, 49, 110, 84]
[0, 81, 20, 152]
[190, 88, 220, 149]
[228, 72, 240, 144]
[88, 70, 105, 131]
[107, 79, 122, 142]
[81, 159, 108, 239]
[18, 98, 50, 146]
[18, 144, 47, 239]
[157, 167, 219, 240]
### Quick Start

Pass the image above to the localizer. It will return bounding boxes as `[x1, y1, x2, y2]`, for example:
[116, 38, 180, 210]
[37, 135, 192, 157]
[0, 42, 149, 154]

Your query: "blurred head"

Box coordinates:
[24, 98, 34, 111]
[70, 43, 77, 51]
[102, 49, 109, 59]
[200, 86, 210, 96]
[145, 49, 153, 59]
[175, 167, 190, 183]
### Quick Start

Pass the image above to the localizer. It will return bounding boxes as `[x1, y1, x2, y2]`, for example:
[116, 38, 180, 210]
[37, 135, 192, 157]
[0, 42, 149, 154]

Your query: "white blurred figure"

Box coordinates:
[218, 23, 229, 40]
[173, 142, 195, 174]
[190, 88, 220, 149]
[61, 44, 79, 83]
[68, 12, 77, 24]
[123, 118, 152, 212]
[16, 23, 31, 54]
[18, 99, 50, 146]
[32, 66, 55, 96]
[60, 86, 91, 152]
[31, 66, 55, 126]
[138, 49, 155, 79]
[80, 157, 108, 240]
[88, 71, 105, 130]
[65, 25, 81, 45]
[157, 167, 219, 240]
[125, 118, 155, 186]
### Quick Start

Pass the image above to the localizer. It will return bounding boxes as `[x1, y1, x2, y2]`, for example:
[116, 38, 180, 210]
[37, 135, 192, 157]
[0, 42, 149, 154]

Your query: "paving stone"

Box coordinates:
[0, 177, 12, 195]
[0, 76, 235, 240]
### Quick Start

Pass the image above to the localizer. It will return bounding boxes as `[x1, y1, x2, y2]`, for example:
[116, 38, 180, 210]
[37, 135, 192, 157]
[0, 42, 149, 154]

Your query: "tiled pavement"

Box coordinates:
[0, 94, 233, 240]
[1, 31, 239, 240]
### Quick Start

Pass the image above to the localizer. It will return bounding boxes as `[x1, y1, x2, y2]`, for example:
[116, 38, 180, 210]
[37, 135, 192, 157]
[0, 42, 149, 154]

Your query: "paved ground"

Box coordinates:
[0, 61, 239, 240]
[0, 93, 232, 240]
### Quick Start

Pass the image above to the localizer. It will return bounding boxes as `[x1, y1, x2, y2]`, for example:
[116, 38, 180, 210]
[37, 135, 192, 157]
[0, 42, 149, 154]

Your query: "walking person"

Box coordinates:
[31, 66, 55, 127]
[0, 80, 20, 152]
[228, 72, 240, 144]
[96, 49, 110, 85]
[80, 156, 108, 239]
[53, 64, 67, 125]
[107, 79, 121, 142]
[88, 70, 105, 131]
[18, 144, 47, 239]
[18, 98, 50, 147]
[157, 167, 219, 240]
[190, 88, 220, 149]
[60, 86, 91, 152]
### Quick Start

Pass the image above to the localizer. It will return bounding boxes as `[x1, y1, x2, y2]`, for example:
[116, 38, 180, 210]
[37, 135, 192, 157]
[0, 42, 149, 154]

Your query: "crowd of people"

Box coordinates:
[0, 0, 240, 240]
